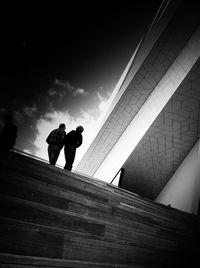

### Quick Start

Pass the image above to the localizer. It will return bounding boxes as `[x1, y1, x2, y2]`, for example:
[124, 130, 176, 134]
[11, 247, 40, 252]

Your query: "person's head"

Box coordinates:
[59, 123, 66, 130]
[76, 125, 84, 133]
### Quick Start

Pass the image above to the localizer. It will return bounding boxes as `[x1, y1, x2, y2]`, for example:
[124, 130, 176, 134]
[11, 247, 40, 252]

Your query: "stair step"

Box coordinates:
[0, 218, 187, 267]
[1, 170, 110, 213]
[1, 194, 198, 253]
[0, 253, 149, 268]
[1, 192, 196, 244]
[1, 167, 200, 238]
[1, 158, 200, 234]
[3, 153, 197, 226]
[0, 151, 200, 267]
[1, 217, 185, 254]
[0, 150, 194, 214]
[0, 152, 193, 217]
[0, 194, 106, 237]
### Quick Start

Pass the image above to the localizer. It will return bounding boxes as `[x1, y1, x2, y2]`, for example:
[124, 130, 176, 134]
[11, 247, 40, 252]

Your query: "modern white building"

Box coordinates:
[76, 0, 200, 215]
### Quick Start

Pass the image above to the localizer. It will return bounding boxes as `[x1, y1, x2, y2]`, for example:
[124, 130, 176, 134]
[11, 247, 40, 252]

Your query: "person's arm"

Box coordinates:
[46, 131, 52, 144]
[76, 135, 82, 148]
[61, 131, 66, 147]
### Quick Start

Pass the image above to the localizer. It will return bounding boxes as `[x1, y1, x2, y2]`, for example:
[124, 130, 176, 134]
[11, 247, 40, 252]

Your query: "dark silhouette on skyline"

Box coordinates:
[46, 123, 66, 165]
[0, 114, 17, 150]
[64, 126, 84, 171]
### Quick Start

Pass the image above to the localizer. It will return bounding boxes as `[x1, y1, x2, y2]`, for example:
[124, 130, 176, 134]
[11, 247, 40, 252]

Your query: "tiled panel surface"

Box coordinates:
[76, 1, 200, 176]
[121, 58, 200, 199]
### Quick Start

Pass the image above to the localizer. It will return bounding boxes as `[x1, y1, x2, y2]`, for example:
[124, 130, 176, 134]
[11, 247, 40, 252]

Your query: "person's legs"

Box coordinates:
[64, 146, 76, 171]
[48, 145, 53, 164]
[48, 145, 60, 165]
[53, 147, 60, 165]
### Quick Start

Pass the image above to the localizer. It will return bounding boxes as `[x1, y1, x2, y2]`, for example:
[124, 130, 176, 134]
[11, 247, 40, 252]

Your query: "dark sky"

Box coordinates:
[0, 1, 162, 154]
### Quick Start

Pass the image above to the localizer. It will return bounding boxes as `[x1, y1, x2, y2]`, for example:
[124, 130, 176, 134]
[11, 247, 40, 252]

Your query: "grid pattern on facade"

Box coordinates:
[122, 59, 200, 199]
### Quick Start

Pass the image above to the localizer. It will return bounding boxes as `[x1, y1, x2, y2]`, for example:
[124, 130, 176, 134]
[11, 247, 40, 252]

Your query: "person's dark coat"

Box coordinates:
[64, 130, 82, 148]
[64, 128, 83, 171]
[0, 115, 17, 150]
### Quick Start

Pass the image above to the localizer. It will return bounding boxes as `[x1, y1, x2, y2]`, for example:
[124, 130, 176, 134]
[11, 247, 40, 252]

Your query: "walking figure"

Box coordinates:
[46, 123, 66, 165]
[0, 113, 17, 150]
[64, 125, 84, 171]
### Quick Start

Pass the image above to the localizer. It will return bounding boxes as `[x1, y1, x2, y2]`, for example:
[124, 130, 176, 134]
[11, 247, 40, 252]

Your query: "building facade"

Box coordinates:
[76, 0, 200, 215]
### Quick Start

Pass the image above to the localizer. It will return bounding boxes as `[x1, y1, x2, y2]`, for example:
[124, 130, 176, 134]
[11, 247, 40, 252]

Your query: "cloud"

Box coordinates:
[73, 88, 89, 97]
[97, 92, 104, 102]
[53, 79, 75, 93]
[48, 79, 89, 99]
[48, 88, 57, 96]
[97, 91, 111, 112]
[23, 104, 38, 118]
[47, 86, 66, 99]
[54, 79, 68, 88]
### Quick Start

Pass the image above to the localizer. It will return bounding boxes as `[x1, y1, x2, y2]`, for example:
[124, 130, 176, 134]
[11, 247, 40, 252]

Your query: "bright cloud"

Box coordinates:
[73, 88, 89, 96]
[51, 79, 89, 97]
[97, 92, 104, 102]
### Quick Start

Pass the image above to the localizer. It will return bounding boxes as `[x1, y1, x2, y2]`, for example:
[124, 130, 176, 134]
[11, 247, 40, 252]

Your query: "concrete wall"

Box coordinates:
[156, 139, 200, 215]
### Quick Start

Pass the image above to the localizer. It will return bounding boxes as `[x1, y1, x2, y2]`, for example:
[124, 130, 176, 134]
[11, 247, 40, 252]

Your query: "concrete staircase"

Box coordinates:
[0, 150, 200, 267]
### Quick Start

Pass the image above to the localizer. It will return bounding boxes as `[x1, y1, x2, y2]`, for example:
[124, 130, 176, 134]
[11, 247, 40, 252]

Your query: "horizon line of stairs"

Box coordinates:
[0, 150, 200, 267]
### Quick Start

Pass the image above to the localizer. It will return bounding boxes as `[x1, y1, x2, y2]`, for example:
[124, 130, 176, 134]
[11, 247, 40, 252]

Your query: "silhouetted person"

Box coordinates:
[46, 123, 66, 165]
[64, 125, 84, 171]
[0, 114, 17, 150]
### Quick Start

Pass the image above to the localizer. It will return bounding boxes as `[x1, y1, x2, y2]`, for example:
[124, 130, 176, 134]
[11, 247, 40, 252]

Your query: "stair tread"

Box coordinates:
[1, 217, 192, 253]
[1, 193, 199, 242]
[1, 169, 200, 235]
[1, 154, 199, 227]
[0, 253, 145, 267]
[0, 150, 200, 267]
